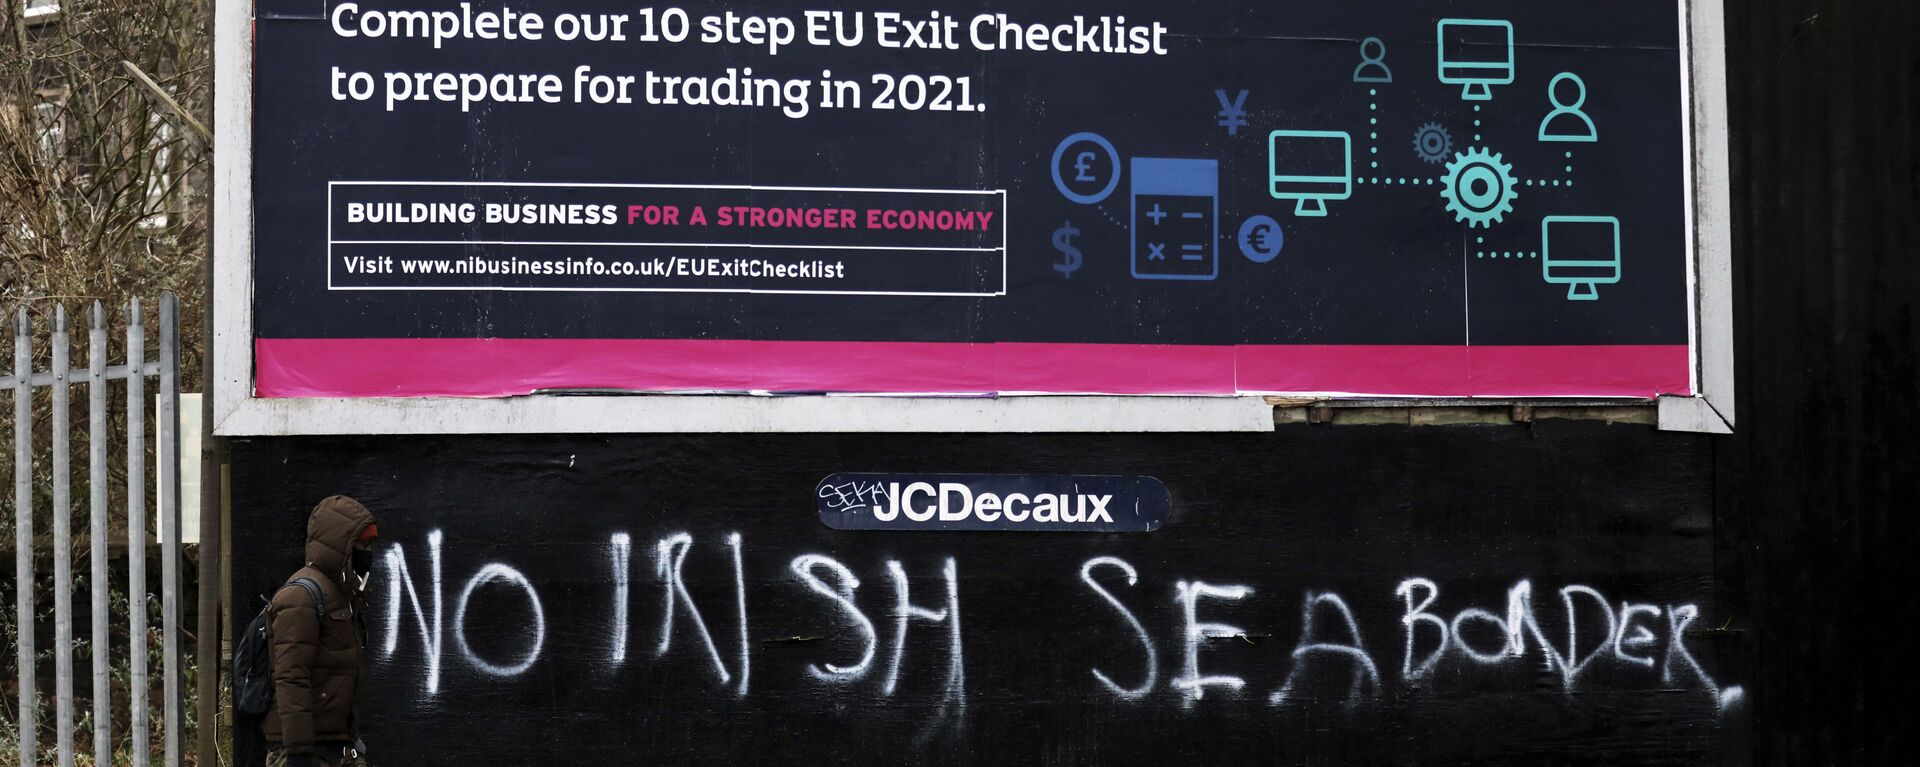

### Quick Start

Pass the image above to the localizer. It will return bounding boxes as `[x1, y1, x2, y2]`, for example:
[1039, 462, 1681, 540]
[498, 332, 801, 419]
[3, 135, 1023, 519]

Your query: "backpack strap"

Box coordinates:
[282, 576, 326, 623]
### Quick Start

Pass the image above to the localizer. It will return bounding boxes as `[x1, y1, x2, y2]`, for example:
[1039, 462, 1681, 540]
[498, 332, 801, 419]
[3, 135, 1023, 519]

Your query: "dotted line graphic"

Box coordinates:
[1368, 89, 1380, 171]
[1356, 177, 1440, 186]
[1472, 104, 1482, 143]
[1473, 236, 1538, 259]
[1521, 151, 1579, 187]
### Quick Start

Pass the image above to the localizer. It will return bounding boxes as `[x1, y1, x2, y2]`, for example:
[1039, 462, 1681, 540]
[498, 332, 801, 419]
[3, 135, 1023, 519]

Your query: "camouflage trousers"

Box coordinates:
[266, 747, 368, 767]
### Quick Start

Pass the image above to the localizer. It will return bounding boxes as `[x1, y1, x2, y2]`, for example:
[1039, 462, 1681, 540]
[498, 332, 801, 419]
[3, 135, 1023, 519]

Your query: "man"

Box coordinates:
[265, 495, 378, 767]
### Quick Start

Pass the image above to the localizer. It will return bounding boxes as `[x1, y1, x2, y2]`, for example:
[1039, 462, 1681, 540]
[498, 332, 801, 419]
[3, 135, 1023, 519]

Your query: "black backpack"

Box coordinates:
[234, 577, 324, 715]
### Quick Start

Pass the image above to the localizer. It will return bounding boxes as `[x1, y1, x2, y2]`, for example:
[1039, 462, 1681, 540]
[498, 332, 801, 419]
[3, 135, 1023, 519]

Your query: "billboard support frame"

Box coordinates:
[212, 0, 1734, 436]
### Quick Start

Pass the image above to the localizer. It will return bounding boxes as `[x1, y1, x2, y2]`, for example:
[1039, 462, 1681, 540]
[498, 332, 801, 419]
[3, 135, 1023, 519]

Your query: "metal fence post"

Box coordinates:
[50, 306, 74, 767]
[5, 298, 179, 765]
[127, 299, 149, 767]
[13, 307, 36, 767]
[159, 293, 181, 767]
[88, 303, 111, 767]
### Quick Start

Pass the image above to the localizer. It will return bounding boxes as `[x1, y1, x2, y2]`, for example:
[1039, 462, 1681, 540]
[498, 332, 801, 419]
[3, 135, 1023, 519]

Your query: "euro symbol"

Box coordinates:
[1074, 151, 1096, 182]
[1248, 224, 1272, 252]
[1236, 214, 1284, 263]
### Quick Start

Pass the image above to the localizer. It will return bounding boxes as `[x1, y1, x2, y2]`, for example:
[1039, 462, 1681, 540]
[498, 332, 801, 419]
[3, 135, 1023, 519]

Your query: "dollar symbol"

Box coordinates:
[1052, 221, 1083, 278]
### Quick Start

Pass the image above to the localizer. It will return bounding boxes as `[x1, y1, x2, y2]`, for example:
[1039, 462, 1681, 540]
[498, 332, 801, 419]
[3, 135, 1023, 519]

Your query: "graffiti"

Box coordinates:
[817, 478, 892, 512]
[608, 533, 630, 664]
[1269, 591, 1381, 705]
[451, 563, 545, 677]
[881, 558, 962, 704]
[1395, 577, 1450, 679]
[728, 532, 750, 697]
[1170, 580, 1253, 705]
[376, 531, 1742, 718]
[653, 532, 735, 685]
[789, 553, 875, 682]
[381, 530, 443, 695]
[1079, 557, 1157, 700]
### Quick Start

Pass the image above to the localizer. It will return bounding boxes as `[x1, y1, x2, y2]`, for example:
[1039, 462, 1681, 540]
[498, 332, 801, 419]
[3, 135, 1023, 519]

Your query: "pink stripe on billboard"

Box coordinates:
[255, 339, 1689, 399]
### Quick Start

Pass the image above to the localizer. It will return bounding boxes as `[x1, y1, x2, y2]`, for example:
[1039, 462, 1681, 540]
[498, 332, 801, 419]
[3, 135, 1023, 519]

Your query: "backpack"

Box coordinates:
[234, 577, 324, 715]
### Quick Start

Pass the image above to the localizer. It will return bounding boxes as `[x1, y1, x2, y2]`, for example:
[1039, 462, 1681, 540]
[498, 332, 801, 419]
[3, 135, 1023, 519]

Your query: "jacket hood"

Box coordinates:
[305, 495, 375, 586]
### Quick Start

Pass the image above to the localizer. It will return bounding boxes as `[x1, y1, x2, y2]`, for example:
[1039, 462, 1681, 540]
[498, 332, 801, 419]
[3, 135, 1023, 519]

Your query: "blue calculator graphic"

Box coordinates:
[1130, 158, 1219, 281]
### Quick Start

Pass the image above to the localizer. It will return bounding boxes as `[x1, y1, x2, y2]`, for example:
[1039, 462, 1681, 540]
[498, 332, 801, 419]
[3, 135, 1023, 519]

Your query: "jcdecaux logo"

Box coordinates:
[816, 473, 1169, 532]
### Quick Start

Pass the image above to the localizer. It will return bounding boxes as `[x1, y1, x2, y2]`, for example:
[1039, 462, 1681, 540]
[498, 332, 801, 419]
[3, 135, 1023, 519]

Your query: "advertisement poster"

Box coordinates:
[252, 0, 1693, 398]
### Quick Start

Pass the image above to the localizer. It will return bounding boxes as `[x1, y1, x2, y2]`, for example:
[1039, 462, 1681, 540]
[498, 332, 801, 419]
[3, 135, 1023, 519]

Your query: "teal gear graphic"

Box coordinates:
[1439, 147, 1518, 228]
[1413, 122, 1453, 165]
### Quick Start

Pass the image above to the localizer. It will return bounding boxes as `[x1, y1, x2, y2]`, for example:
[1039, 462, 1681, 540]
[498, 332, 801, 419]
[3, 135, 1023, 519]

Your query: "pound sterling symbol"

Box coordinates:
[1215, 88, 1249, 136]
[1074, 152, 1096, 182]
[1052, 221, 1084, 278]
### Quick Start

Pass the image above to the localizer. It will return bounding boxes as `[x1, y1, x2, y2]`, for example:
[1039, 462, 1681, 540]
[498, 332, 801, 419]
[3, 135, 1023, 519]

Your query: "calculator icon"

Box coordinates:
[1130, 158, 1219, 281]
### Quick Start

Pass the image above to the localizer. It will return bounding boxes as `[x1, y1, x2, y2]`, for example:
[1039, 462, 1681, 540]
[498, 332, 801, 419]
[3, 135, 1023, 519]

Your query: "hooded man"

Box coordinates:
[264, 495, 379, 767]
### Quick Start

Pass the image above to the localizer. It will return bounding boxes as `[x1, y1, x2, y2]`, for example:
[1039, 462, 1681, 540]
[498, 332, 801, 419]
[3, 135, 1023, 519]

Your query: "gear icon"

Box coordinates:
[1438, 147, 1518, 228]
[1412, 122, 1453, 165]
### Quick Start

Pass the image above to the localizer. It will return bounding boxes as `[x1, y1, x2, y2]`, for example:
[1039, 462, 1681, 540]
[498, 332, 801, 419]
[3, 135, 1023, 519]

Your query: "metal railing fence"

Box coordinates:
[3, 294, 182, 767]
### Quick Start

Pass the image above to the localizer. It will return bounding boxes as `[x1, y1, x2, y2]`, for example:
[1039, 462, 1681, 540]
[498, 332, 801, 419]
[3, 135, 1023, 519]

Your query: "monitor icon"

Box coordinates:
[1267, 130, 1351, 217]
[1541, 215, 1622, 301]
[1437, 19, 1515, 101]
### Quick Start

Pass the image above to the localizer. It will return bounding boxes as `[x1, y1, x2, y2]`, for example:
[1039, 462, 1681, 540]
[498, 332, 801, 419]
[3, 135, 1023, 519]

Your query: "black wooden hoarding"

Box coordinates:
[1714, 0, 1917, 762]
[231, 422, 1738, 764]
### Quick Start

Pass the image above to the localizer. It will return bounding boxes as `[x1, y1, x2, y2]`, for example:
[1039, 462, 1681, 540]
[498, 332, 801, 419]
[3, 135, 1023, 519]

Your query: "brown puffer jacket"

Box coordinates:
[263, 496, 376, 754]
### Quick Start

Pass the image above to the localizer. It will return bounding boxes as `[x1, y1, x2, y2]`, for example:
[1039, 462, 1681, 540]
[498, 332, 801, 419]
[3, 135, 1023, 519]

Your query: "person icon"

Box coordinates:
[1352, 37, 1392, 83]
[1538, 72, 1598, 142]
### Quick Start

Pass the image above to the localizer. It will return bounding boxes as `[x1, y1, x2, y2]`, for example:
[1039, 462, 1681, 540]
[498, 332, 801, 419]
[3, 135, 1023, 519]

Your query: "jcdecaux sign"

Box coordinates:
[816, 474, 1170, 532]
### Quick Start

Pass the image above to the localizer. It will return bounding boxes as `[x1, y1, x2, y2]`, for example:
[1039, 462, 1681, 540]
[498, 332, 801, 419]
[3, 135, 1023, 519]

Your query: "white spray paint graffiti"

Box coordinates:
[1448, 607, 1516, 664]
[653, 533, 734, 685]
[1663, 604, 1745, 710]
[1269, 591, 1381, 705]
[788, 554, 876, 682]
[1079, 557, 1157, 700]
[1615, 603, 1661, 668]
[1401, 578, 1741, 709]
[888, 557, 966, 741]
[452, 563, 546, 677]
[376, 531, 1743, 717]
[923, 557, 967, 741]
[1548, 585, 1619, 689]
[381, 530, 443, 695]
[381, 529, 547, 689]
[1394, 578, 1450, 680]
[883, 561, 952, 699]
[1170, 580, 1252, 705]
[728, 532, 750, 697]
[609, 533, 630, 665]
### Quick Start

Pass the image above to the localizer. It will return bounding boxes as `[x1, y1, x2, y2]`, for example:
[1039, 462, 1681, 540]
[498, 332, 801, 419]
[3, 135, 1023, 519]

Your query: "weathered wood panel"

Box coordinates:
[1716, 0, 1918, 763]
[232, 422, 1735, 765]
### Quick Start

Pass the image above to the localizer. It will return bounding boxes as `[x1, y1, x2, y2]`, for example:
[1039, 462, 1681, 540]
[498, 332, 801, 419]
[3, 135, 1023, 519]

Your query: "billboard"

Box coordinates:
[215, 0, 1736, 433]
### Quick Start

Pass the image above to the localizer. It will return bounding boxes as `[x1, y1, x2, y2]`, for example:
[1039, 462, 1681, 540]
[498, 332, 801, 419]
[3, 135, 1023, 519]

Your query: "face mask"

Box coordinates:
[351, 547, 373, 582]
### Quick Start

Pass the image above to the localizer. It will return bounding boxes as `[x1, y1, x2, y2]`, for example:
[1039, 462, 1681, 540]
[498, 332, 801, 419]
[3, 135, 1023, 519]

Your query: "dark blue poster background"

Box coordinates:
[253, 0, 1689, 348]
